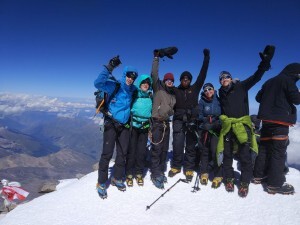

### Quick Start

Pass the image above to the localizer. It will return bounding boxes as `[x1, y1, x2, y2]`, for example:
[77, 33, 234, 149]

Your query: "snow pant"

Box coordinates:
[253, 123, 289, 187]
[200, 131, 222, 177]
[223, 126, 252, 183]
[126, 127, 149, 176]
[171, 120, 198, 171]
[150, 119, 170, 178]
[98, 118, 130, 184]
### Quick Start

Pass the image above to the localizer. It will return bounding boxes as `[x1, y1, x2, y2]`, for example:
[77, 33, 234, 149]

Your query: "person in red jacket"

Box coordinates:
[253, 63, 300, 195]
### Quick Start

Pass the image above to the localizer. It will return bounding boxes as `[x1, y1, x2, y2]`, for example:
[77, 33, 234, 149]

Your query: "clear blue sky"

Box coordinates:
[1, 0, 299, 112]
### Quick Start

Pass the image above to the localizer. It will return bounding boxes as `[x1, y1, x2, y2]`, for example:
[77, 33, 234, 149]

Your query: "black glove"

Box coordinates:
[109, 55, 122, 68]
[153, 47, 178, 59]
[203, 48, 210, 57]
[258, 45, 275, 71]
[186, 121, 198, 131]
[200, 120, 220, 131]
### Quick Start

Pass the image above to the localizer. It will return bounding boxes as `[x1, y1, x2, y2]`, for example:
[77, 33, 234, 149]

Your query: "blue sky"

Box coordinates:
[1, 0, 299, 113]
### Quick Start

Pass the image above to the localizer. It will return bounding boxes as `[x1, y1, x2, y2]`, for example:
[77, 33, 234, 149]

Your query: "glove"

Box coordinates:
[153, 47, 178, 59]
[259, 45, 275, 62]
[200, 120, 220, 131]
[258, 45, 275, 71]
[186, 121, 198, 131]
[203, 48, 210, 57]
[109, 55, 122, 68]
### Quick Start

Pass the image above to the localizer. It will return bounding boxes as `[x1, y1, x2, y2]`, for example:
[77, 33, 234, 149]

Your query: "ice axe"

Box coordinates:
[146, 178, 188, 210]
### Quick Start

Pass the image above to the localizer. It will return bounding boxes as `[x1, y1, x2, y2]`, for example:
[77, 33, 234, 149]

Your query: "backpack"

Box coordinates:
[94, 82, 120, 116]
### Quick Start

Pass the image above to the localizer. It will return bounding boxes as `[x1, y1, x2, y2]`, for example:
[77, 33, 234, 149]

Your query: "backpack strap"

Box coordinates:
[107, 82, 120, 103]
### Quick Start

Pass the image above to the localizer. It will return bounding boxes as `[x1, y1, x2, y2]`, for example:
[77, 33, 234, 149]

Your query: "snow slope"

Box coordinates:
[1, 126, 300, 225]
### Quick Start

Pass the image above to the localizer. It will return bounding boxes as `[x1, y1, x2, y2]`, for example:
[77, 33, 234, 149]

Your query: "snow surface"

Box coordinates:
[1, 125, 300, 225]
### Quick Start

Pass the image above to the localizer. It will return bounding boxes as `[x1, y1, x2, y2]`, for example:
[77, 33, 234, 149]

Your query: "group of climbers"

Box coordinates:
[93, 45, 300, 199]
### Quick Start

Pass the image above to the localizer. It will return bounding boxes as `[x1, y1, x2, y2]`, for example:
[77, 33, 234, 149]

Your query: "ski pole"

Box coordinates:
[146, 178, 188, 210]
[192, 173, 200, 193]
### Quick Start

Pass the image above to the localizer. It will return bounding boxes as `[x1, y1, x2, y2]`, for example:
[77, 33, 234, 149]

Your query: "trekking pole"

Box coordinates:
[146, 178, 188, 210]
[191, 172, 200, 193]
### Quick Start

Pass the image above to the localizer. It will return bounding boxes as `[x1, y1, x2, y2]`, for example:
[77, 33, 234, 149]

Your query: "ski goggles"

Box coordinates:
[165, 79, 174, 83]
[126, 71, 138, 80]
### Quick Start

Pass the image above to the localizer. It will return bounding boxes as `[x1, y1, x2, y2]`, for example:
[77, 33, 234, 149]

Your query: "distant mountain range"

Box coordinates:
[0, 93, 103, 200]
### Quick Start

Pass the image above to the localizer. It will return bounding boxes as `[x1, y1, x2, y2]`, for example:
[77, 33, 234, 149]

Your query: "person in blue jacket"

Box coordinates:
[198, 83, 222, 188]
[94, 56, 138, 199]
[125, 74, 153, 187]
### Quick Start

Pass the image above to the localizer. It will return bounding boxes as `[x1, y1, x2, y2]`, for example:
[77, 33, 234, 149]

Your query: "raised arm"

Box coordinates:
[193, 49, 210, 93]
[242, 45, 275, 91]
[151, 56, 160, 92]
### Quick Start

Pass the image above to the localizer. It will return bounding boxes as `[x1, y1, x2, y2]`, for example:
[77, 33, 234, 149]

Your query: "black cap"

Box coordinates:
[203, 83, 214, 90]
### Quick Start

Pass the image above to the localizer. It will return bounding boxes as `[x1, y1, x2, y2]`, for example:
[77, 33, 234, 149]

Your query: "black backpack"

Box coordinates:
[94, 82, 120, 116]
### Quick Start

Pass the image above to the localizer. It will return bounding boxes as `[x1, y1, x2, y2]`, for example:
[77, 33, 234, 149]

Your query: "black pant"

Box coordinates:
[171, 120, 198, 171]
[150, 120, 170, 178]
[98, 118, 130, 184]
[223, 126, 252, 183]
[200, 131, 222, 177]
[126, 127, 148, 176]
[254, 123, 289, 187]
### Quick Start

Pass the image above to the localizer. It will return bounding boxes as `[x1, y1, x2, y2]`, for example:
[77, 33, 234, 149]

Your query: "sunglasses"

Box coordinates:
[165, 79, 174, 83]
[219, 75, 231, 81]
[204, 87, 213, 93]
[126, 71, 138, 80]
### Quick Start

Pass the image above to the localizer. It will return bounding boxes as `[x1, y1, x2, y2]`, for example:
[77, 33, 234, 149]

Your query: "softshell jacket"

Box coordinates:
[94, 65, 137, 124]
[216, 115, 258, 166]
[151, 57, 176, 121]
[131, 74, 153, 128]
[256, 63, 300, 124]
[198, 90, 221, 123]
[173, 56, 210, 121]
[218, 68, 266, 118]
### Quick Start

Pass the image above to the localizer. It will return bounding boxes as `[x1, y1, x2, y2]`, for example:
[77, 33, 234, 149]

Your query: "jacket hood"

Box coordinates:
[135, 74, 152, 90]
[281, 63, 300, 80]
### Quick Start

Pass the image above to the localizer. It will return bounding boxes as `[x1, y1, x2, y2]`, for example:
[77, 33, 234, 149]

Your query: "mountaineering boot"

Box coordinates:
[185, 170, 194, 182]
[267, 183, 295, 195]
[111, 177, 126, 192]
[96, 183, 107, 199]
[126, 175, 133, 187]
[168, 168, 181, 177]
[151, 175, 164, 189]
[225, 178, 235, 192]
[200, 173, 209, 185]
[136, 174, 144, 186]
[211, 177, 223, 189]
[238, 182, 249, 198]
[252, 176, 267, 184]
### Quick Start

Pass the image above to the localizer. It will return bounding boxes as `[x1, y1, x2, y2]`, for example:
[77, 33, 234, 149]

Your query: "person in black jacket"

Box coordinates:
[253, 63, 300, 195]
[168, 49, 210, 182]
[217, 45, 275, 197]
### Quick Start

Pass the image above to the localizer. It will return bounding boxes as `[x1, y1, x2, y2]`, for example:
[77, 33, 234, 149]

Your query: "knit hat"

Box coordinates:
[219, 71, 232, 80]
[163, 73, 174, 82]
[180, 71, 192, 81]
[203, 83, 214, 90]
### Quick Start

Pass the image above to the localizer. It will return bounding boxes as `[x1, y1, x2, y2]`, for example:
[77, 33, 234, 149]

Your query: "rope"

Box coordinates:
[148, 121, 167, 145]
